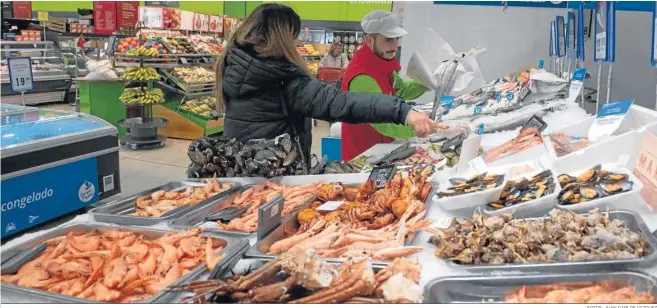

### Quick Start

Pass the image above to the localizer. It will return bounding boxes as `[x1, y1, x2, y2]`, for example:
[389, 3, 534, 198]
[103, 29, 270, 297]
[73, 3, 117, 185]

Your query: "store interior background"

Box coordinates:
[8, 1, 657, 198]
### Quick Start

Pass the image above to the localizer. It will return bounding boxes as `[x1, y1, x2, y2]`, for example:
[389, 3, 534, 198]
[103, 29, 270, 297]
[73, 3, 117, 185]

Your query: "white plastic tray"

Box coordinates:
[484, 168, 561, 217]
[433, 173, 506, 212]
[556, 164, 644, 212]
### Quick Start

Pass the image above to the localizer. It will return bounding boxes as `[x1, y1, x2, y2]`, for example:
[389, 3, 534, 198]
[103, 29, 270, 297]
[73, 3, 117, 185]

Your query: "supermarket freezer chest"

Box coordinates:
[0, 112, 120, 238]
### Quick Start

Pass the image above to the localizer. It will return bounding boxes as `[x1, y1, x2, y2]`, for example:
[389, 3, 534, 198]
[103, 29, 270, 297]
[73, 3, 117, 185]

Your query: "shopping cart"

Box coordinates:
[315, 68, 345, 126]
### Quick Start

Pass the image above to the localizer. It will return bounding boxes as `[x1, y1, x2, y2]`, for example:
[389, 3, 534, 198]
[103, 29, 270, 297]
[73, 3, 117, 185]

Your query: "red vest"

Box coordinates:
[340, 45, 402, 161]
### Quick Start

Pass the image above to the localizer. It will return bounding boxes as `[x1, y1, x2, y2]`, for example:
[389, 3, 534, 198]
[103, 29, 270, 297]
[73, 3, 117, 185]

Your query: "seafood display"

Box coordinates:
[0, 229, 225, 303]
[265, 171, 433, 260]
[505, 281, 655, 303]
[436, 173, 504, 198]
[549, 133, 590, 157]
[484, 128, 544, 163]
[321, 160, 363, 174]
[429, 209, 650, 265]
[180, 97, 216, 118]
[168, 247, 423, 304]
[171, 67, 215, 84]
[390, 147, 442, 166]
[557, 165, 634, 205]
[427, 143, 484, 168]
[134, 176, 231, 217]
[216, 182, 321, 233]
[187, 134, 308, 178]
[487, 170, 556, 210]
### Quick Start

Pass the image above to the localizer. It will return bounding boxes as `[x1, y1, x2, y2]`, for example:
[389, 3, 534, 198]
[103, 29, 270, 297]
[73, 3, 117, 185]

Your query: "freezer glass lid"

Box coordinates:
[1, 104, 32, 113]
[1, 114, 107, 148]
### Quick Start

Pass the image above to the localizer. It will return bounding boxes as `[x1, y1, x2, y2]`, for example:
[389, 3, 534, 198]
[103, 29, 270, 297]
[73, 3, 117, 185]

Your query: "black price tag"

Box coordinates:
[441, 133, 466, 151]
[257, 194, 283, 240]
[211, 110, 220, 119]
[368, 165, 396, 189]
[521, 115, 548, 132]
[180, 57, 189, 64]
[202, 57, 210, 63]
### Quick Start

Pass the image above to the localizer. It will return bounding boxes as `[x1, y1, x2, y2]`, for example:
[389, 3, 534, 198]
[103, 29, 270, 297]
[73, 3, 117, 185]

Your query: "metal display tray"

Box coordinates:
[443, 210, 657, 273]
[424, 271, 657, 304]
[168, 185, 317, 238]
[246, 182, 438, 268]
[0, 223, 250, 304]
[89, 180, 240, 226]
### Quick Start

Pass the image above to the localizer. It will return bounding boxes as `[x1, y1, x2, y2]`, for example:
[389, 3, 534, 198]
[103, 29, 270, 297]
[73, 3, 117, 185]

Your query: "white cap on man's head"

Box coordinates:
[361, 10, 407, 38]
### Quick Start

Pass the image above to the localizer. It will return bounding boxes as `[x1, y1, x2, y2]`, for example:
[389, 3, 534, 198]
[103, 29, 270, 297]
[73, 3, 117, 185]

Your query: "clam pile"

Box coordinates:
[557, 165, 633, 205]
[436, 173, 504, 198]
[428, 144, 484, 168]
[430, 209, 650, 265]
[187, 134, 308, 178]
[488, 170, 556, 210]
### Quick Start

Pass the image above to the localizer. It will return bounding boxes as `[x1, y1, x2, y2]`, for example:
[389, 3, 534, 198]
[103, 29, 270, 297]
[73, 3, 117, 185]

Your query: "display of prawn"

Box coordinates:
[505, 280, 655, 303]
[267, 170, 433, 260]
[166, 246, 424, 304]
[0, 228, 225, 303]
[428, 208, 650, 265]
[216, 181, 322, 233]
[391, 146, 442, 166]
[134, 176, 231, 217]
[484, 127, 544, 163]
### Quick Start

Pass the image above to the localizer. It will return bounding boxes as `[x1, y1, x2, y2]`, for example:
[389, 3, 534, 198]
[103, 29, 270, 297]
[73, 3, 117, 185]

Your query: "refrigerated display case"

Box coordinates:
[0, 104, 39, 125]
[1, 41, 72, 105]
[0, 111, 120, 238]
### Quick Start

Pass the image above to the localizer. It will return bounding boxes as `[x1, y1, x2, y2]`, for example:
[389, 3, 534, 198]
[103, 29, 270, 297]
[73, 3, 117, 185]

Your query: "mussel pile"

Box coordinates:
[488, 170, 556, 210]
[187, 134, 308, 178]
[430, 209, 650, 265]
[436, 173, 504, 198]
[557, 165, 633, 205]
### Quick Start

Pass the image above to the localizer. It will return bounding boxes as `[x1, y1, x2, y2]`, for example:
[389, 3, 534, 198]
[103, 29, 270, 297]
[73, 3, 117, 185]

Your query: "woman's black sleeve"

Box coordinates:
[283, 77, 411, 124]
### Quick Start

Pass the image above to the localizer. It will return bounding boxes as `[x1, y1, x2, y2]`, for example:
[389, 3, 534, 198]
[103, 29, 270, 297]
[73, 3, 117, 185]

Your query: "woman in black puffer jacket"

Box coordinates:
[217, 3, 438, 165]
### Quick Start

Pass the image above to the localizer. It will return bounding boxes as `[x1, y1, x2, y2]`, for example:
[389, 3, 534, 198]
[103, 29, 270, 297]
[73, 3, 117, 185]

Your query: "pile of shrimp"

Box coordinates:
[216, 181, 322, 233]
[0, 228, 225, 303]
[135, 176, 231, 217]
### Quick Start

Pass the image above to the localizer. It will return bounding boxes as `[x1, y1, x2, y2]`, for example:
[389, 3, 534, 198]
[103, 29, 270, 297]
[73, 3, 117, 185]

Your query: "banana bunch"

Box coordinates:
[126, 46, 160, 57]
[119, 88, 165, 104]
[123, 67, 161, 81]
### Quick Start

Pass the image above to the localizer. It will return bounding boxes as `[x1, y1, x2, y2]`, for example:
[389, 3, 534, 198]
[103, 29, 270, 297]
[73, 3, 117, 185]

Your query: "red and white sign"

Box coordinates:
[163, 8, 181, 29]
[12, 1, 32, 20]
[139, 6, 164, 29]
[94, 2, 117, 35]
[117, 1, 139, 29]
[192, 13, 209, 31]
[208, 15, 223, 33]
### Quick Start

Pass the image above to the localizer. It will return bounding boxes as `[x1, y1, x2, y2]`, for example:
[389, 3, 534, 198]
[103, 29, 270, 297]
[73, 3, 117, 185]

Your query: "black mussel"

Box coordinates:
[602, 173, 628, 183]
[467, 173, 483, 184]
[530, 170, 552, 184]
[244, 158, 258, 173]
[514, 178, 529, 191]
[225, 167, 236, 178]
[534, 184, 547, 198]
[254, 149, 277, 162]
[279, 138, 293, 153]
[268, 146, 287, 160]
[283, 150, 298, 167]
[198, 138, 214, 149]
[449, 178, 467, 186]
[602, 181, 633, 194]
[557, 174, 576, 185]
[576, 164, 601, 182]
[438, 190, 457, 198]
[255, 159, 272, 169]
[488, 202, 505, 209]
[580, 186, 601, 199]
[559, 189, 575, 204]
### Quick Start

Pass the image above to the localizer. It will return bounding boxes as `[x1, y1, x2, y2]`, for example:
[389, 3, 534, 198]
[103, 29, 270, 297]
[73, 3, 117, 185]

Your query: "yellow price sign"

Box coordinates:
[37, 11, 49, 21]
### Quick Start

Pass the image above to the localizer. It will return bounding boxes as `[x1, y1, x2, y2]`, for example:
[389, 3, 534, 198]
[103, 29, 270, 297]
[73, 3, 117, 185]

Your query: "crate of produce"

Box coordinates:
[0, 223, 250, 303]
[162, 67, 215, 93]
[89, 179, 239, 226]
[178, 96, 217, 120]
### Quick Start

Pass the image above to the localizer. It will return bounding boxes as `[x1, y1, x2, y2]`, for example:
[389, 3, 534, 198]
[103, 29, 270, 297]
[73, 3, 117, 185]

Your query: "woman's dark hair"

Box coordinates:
[215, 4, 310, 112]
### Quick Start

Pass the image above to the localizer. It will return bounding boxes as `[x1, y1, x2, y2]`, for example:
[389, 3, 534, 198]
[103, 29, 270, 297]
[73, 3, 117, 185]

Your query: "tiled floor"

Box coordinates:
[39, 104, 331, 197]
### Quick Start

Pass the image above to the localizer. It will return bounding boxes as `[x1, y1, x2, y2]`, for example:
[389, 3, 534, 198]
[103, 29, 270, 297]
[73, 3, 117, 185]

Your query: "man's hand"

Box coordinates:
[406, 110, 449, 138]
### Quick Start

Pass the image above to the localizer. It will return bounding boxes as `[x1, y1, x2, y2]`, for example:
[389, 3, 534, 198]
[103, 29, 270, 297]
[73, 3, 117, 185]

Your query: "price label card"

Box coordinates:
[476, 123, 485, 135]
[368, 165, 396, 189]
[505, 91, 515, 101]
[257, 195, 283, 240]
[7, 57, 34, 92]
[539, 59, 544, 69]
[316, 201, 344, 212]
[441, 133, 466, 150]
[521, 115, 548, 132]
[595, 32, 607, 60]
[473, 106, 483, 114]
[180, 57, 189, 64]
[429, 217, 454, 229]
[37, 11, 48, 21]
